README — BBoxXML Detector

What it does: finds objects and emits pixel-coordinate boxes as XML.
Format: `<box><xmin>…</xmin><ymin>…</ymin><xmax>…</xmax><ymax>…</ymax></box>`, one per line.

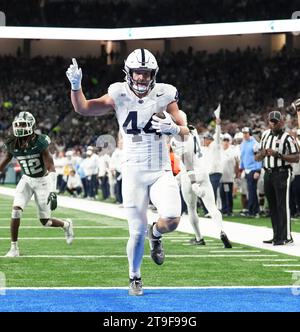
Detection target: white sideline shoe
<box><xmin>64</xmin><ymin>219</ymin><xmax>74</xmax><ymax>245</ymax></box>
<box><xmin>5</xmin><ymin>247</ymin><xmax>20</xmax><ymax>257</ymax></box>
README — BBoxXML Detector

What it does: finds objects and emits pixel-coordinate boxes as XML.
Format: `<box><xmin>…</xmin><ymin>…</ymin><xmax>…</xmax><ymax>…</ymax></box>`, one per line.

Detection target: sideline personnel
<box><xmin>255</xmin><ymin>111</ymin><xmax>299</xmax><ymax>245</ymax></box>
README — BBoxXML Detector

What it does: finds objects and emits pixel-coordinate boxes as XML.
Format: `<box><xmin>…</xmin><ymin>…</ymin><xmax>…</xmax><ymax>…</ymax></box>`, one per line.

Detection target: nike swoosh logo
<box><xmin>156</xmin><ymin>93</ymin><xmax>164</xmax><ymax>97</ymax></box>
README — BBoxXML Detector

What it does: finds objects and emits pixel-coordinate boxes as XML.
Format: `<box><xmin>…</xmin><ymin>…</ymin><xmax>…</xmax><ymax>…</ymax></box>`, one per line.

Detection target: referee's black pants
<box><xmin>264</xmin><ymin>168</ymin><xmax>292</xmax><ymax>242</ymax></box>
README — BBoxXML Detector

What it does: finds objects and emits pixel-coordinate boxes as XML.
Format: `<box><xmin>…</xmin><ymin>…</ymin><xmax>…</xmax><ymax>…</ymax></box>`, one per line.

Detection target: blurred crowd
<box><xmin>1</xmin><ymin>47</ymin><xmax>300</xmax><ymax>151</ymax></box>
<box><xmin>0</xmin><ymin>0</ymin><xmax>299</xmax><ymax>28</ymax></box>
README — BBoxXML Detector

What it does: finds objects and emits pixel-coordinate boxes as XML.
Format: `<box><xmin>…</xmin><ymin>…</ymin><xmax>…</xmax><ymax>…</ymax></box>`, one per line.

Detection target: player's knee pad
<box><xmin>165</xmin><ymin>217</ymin><xmax>180</xmax><ymax>232</ymax></box>
<box><xmin>41</xmin><ymin>219</ymin><xmax>52</xmax><ymax>227</ymax></box>
<box><xmin>11</xmin><ymin>208</ymin><xmax>22</xmax><ymax>219</ymax></box>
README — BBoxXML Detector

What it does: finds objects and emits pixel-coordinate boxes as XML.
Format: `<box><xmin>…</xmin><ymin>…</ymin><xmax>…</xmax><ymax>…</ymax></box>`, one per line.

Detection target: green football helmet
<box><xmin>12</xmin><ymin>111</ymin><xmax>36</xmax><ymax>137</ymax></box>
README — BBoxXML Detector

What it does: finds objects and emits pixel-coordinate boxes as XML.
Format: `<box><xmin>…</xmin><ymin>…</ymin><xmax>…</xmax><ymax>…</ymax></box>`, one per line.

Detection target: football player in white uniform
<box><xmin>171</xmin><ymin>111</ymin><xmax>232</xmax><ymax>248</ymax></box>
<box><xmin>66</xmin><ymin>49</ymin><xmax>189</xmax><ymax>296</ymax></box>
<box><xmin>0</xmin><ymin>112</ymin><xmax>74</xmax><ymax>258</ymax></box>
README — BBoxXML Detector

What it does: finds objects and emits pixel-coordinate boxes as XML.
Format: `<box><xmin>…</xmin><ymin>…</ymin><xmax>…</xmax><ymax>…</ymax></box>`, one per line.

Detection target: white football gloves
<box><xmin>151</xmin><ymin>111</ymin><xmax>180</xmax><ymax>136</ymax></box>
<box><xmin>66</xmin><ymin>58</ymin><xmax>82</xmax><ymax>91</ymax></box>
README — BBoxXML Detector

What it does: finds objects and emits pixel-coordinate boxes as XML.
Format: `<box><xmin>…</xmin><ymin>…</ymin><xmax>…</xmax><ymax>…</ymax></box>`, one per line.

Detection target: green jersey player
<box><xmin>0</xmin><ymin>112</ymin><xmax>74</xmax><ymax>257</ymax></box>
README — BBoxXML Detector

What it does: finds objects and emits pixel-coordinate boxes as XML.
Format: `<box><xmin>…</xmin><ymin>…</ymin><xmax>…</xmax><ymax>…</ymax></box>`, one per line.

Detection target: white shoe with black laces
<box><xmin>129</xmin><ymin>277</ymin><xmax>143</xmax><ymax>296</ymax></box>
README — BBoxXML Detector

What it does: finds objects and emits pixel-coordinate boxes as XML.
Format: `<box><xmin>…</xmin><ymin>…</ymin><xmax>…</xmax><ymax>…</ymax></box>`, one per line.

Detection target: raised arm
<box><xmin>71</xmin><ymin>91</ymin><xmax>115</xmax><ymax>117</ymax></box>
<box><xmin>66</xmin><ymin>58</ymin><xmax>115</xmax><ymax>117</ymax></box>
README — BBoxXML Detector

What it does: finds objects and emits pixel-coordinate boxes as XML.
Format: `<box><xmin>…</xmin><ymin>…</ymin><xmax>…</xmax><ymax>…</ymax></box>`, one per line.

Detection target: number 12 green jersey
<box><xmin>4</xmin><ymin>134</ymin><xmax>50</xmax><ymax>178</ymax></box>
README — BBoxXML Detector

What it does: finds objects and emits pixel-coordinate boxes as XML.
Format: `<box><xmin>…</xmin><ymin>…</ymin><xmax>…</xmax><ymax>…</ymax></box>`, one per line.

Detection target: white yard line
<box><xmin>210</xmin><ymin>250</ymin><xmax>261</xmax><ymax>253</ymax></box>
<box><xmin>0</xmin><ymin>236</ymin><xmax>195</xmax><ymax>240</ymax></box>
<box><xmin>243</xmin><ymin>259</ymin><xmax>298</xmax><ymax>262</ymax></box>
<box><xmin>263</xmin><ymin>264</ymin><xmax>300</xmax><ymax>267</ymax></box>
<box><xmin>0</xmin><ymin>226</ymin><xmax>126</xmax><ymax>229</ymax></box>
<box><xmin>1</xmin><ymin>187</ymin><xmax>300</xmax><ymax>257</ymax></box>
<box><xmin>195</xmin><ymin>246</ymin><xmax>226</xmax><ymax>249</ymax></box>
<box><xmin>0</xmin><ymin>254</ymin><xmax>279</xmax><ymax>259</ymax></box>
<box><xmin>284</xmin><ymin>270</ymin><xmax>300</xmax><ymax>273</ymax></box>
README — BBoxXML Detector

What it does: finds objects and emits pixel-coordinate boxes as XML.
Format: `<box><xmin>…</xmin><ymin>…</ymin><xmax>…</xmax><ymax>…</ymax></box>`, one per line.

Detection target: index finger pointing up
<box><xmin>72</xmin><ymin>58</ymin><xmax>78</xmax><ymax>67</ymax></box>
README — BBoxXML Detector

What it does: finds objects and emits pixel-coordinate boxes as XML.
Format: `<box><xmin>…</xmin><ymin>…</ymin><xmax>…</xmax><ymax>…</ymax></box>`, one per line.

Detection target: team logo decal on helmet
<box><xmin>12</xmin><ymin>111</ymin><xmax>36</xmax><ymax>137</ymax></box>
<box><xmin>124</xmin><ymin>48</ymin><xmax>159</xmax><ymax>95</ymax></box>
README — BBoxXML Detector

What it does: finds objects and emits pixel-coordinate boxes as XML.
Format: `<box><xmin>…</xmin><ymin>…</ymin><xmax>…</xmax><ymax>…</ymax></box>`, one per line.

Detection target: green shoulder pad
<box><xmin>36</xmin><ymin>134</ymin><xmax>51</xmax><ymax>152</ymax></box>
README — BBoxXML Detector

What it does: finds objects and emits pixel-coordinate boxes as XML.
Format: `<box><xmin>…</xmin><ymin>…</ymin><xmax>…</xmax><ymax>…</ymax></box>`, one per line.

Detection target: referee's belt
<box><xmin>264</xmin><ymin>166</ymin><xmax>291</xmax><ymax>173</ymax></box>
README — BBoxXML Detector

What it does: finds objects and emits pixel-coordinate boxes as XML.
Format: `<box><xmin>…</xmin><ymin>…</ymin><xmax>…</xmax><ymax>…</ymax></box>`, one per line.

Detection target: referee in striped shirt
<box><xmin>255</xmin><ymin>110</ymin><xmax>299</xmax><ymax>245</ymax></box>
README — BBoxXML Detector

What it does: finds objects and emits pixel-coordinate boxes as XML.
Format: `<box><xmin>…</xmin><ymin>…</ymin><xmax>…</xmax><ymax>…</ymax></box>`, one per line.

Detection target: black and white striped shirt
<box><xmin>259</xmin><ymin>129</ymin><xmax>299</xmax><ymax>168</ymax></box>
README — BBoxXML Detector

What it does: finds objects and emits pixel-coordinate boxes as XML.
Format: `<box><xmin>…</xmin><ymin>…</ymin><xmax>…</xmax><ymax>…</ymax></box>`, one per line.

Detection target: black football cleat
<box><xmin>148</xmin><ymin>223</ymin><xmax>165</xmax><ymax>265</ymax></box>
<box><xmin>189</xmin><ymin>238</ymin><xmax>206</xmax><ymax>245</ymax></box>
<box><xmin>220</xmin><ymin>231</ymin><xmax>232</xmax><ymax>248</ymax></box>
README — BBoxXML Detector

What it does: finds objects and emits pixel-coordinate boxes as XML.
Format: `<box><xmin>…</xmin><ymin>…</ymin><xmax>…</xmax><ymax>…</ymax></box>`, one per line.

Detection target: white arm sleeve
<box><xmin>48</xmin><ymin>172</ymin><xmax>57</xmax><ymax>193</ymax></box>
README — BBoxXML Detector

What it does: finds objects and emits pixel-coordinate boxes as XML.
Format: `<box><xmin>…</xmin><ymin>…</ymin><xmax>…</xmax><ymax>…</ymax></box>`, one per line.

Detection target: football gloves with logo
<box><xmin>151</xmin><ymin>111</ymin><xmax>180</xmax><ymax>136</ymax></box>
<box><xmin>66</xmin><ymin>58</ymin><xmax>82</xmax><ymax>91</ymax></box>
<box><xmin>47</xmin><ymin>192</ymin><xmax>57</xmax><ymax>211</ymax></box>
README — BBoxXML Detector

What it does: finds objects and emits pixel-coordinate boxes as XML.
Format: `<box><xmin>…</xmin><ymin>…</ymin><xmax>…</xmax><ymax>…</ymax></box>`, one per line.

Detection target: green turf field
<box><xmin>0</xmin><ymin>193</ymin><xmax>300</xmax><ymax>288</ymax></box>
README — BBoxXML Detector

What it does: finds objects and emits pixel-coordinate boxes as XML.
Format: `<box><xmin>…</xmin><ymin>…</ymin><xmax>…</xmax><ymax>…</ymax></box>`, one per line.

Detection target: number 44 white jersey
<box><xmin>108</xmin><ymin>82</ymin><xmax>178</xmax><ymax>171</ymax></box>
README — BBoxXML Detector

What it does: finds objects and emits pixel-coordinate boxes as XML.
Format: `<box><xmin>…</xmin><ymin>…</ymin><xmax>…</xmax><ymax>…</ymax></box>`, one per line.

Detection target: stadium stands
<box><xmin>0</xmin><ymin>0</ymin><xmax>299</xmax><ymax>28</ymax></box>
<box><xmin>1</xmin><ymin>47</ymin><xmax>300</xmax><ymax>150</ymax></box>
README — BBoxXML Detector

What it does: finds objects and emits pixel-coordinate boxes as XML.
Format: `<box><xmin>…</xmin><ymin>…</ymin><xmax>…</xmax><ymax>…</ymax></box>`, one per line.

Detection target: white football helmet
<box><xmin>124</xmin><ymin>48</ymin><xmax>159</xmax><ymax>95</ymax></box>
<box><xmin>12</xmin><ymin>111</ymin><xmax>36</xmax><ymax>137</ymax></box>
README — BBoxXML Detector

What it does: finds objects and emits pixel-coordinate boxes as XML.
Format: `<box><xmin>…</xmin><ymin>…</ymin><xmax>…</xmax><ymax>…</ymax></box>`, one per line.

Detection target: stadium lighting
<box><xmin>0</xmin><ymin>19</ymin><xmax>300</xmax><ymax>40</ymax></box>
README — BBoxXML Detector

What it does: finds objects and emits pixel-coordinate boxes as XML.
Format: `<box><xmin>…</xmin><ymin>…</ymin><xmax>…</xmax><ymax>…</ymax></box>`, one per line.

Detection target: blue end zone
<box><xmin>0</xmin><ymin>288</ymin><xmax>299</xmax><ymax>312</ymax></box>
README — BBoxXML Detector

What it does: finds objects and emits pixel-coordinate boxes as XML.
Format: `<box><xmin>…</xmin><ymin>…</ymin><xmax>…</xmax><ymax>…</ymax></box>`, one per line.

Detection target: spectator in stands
<box><xmin>66</xmin><ymin>169</ymin><xmax>83</xmax><ymax>197</ymax></box>
<box><xmin>239</xmin><ymin>127</ymin><xmax>262</xmax><ymax>217</ymax></box>
<box><xmin>220</xmin><ymin>133</ymin><xmax>239</xmax><ymax>216</ymax></box>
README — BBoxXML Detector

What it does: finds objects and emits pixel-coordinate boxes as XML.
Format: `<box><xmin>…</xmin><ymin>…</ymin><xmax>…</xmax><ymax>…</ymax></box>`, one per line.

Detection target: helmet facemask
<box><xmin>12</xmin><ymin>112</ymin><xmax>36</xmax><ymax>137</ymax></box>
<box><xmin>124</xmin><ymin>49</ymin><xmax>159</xmax><ymax>96</ymax></box>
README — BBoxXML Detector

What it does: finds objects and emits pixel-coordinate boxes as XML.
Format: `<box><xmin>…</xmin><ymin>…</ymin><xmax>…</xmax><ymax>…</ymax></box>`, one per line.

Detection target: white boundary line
<box><xmin>4</xmin><ymin>286</ymin><xmax>296</xmax><ymax>290</ymax></box>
